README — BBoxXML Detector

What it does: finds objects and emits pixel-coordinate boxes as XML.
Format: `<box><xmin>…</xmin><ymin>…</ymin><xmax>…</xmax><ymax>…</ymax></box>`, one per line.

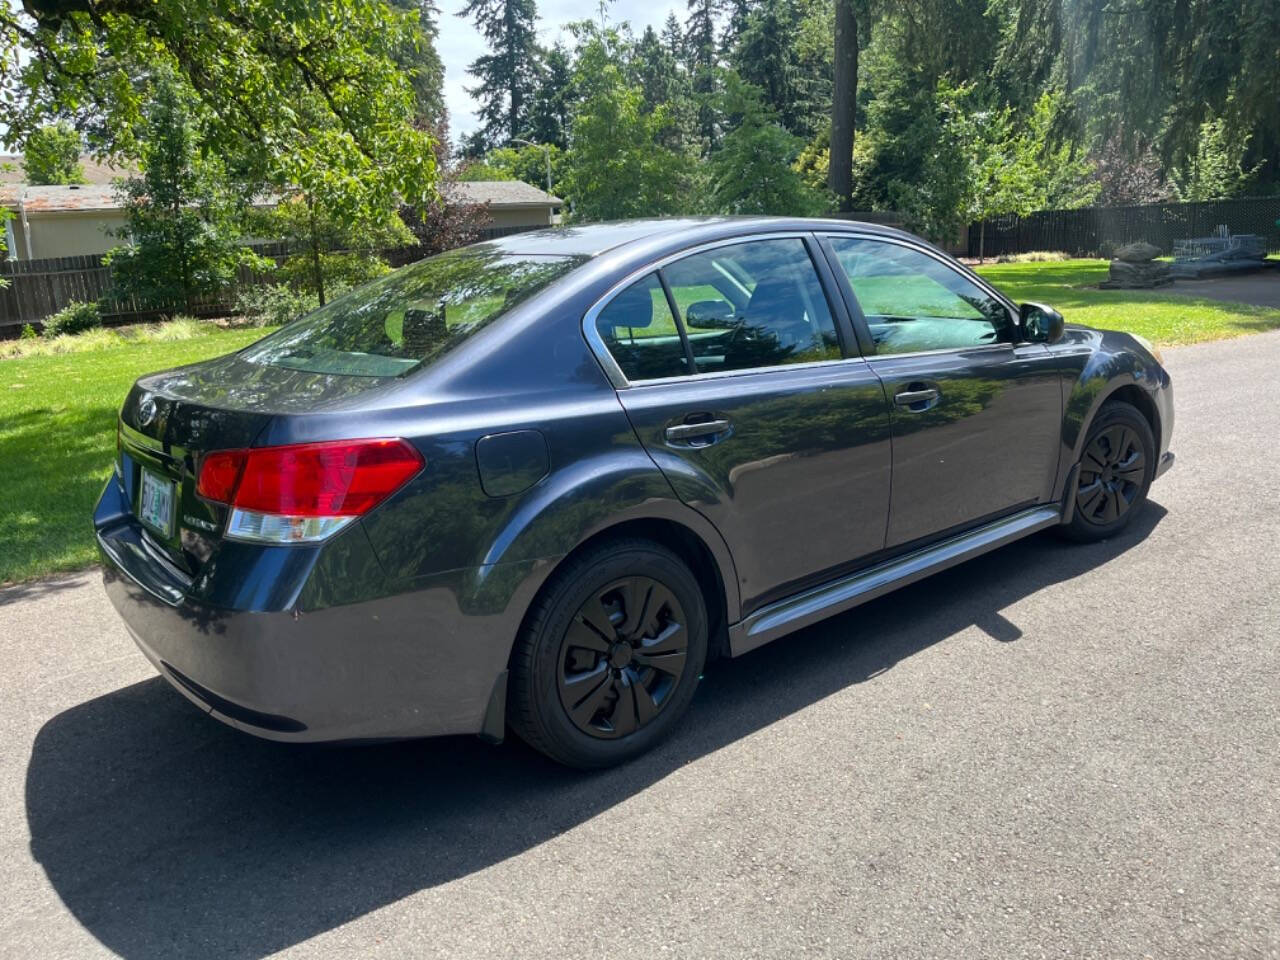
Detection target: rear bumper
<box><xmin>95</xmin><ymin>476</ymin><xmax>540</xmax><ymax>743</ymax></box>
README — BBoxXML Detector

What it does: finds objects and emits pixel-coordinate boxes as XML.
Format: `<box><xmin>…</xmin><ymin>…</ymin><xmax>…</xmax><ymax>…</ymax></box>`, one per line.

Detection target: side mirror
<box><xmin>1018</xmin><ymin>302</ymin><xmax>1064</xmax><ymax>344</ymax></box>
<box><xmin>685</xmin><ymin>299</ymin><xmax>736</xmax><ymax>328</ymax></box>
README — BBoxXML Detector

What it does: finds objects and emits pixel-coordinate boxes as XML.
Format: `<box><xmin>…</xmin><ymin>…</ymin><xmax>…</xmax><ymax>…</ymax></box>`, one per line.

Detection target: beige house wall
<box><xmin>12</xmin><ymin>212</ymin><xmax>126</xmax><ymax>260</ymax></box>
<box><xmin>486</xmin><ymin>206</ymin><xmax>555</xmax><ymax>228</ymax></box>
<box><xmin>5</xmin><ymin>203</ymin><xmax>558</xmax><ymax>262</ymax></box>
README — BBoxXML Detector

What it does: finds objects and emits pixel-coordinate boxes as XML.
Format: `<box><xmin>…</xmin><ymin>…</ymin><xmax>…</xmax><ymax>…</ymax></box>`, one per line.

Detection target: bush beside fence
<box><xmin>969</xmin><ymin>196</ymin><xmax>1280</xmax><ymax>260</ymax></box>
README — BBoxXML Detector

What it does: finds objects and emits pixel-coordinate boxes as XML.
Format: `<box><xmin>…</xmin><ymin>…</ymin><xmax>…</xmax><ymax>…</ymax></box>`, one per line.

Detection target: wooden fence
<box><xmin>0</xmin><ymin>226</ymin><xmax>539</xmax><ymax>334</ymax></box>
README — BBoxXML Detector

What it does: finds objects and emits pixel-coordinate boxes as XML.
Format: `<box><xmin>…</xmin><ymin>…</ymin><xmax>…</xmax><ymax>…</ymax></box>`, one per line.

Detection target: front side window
<box><xmin>664</xmin><ymin>238</ymin><xmax>841</xmax><ymax>374</ymax></box>
<box><xmin>241</xmin><ymin>249</ymin><xmax>584</xmax><ymax>377</ymax></box>
<box><xmin>826</xmin><ymin>236</ymin><xmax>1012</xmax><ymax>355</ymax></box>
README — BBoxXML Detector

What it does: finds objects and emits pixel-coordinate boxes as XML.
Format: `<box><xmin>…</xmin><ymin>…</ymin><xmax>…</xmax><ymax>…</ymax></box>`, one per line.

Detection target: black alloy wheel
<box><xmin>557</xmin><ymin>577</ymin><xmax>688</xmax><ymax>739</ymax></box>
<box><xmin>1075</xmin><ymin>423</ymin><xmax>1146</xmax><ymax>525</ymax></box>
<box><xmin>508</xmin><ymin>538</ymin><xmax>708</xmax><ymax>768</ymax></box>
<box><xmin>1059</xmin><ymin>400</ymin><xmax>1155</xmax><ymax>543</ymax></box>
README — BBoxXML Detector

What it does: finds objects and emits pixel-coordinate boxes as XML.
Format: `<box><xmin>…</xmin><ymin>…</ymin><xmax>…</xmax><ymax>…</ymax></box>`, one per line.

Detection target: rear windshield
<box><xmin>240</xmin><ymin>249</ymin><xmax>584</xmax><ymax>377</ymax></box>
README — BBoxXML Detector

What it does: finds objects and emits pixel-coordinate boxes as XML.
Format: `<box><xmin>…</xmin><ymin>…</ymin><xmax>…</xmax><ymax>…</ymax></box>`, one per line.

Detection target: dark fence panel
<box><xmin>0</xmin><ymin>225</ymin><xmax>543</xmax><ymax>333</ymax></box>
<box><xmin>969</xmin><ymin>196</ymin><xmax>1280</xmax><ymax>259</ymax></box>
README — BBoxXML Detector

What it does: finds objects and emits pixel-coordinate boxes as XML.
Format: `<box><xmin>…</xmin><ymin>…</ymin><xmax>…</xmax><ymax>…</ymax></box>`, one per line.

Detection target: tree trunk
<box><xmin>978</xmin><ymin>219</ymin><xmax>985</xmax><ymax>264</ymax></box>
<box><xmin>828</xmin><ymin>0</ymin><xmax>858</xmax><ymax>212</ymax></box>
<box><xmin>308</xmin><ymin>199</ymin><xmax>325</xmax><ymax>306</ymax></box>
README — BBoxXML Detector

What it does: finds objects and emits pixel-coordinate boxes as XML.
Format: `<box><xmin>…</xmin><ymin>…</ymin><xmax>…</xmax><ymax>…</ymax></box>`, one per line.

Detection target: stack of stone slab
<box><xmin>1170</xmin><ymin>232</ymin><xmax>1268</xmax><ymax>278</ymax></box>
<box><xmin>1100</xmin><ymin>241</ymin><xmax>1171</xmax><ymax>289</ymax></box>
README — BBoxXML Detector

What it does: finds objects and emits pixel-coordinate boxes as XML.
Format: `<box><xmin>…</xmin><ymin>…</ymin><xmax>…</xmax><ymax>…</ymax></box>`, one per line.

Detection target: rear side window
<box><xmin>592</xmin><ymin>237</ymin><xmax>842</xmax><ymax>383</ymax></box>
<box><xmin>594</xmin><ymin>274</ymin><xmax>690</xmax><ymax>381</ymax></box>
<box><xmin>241</xmin><ymin>249</ymin><xmax>584</xmax><ymax>377</ymax></box>
<box><xmin>664</xmin><ymin>238</ymin><xmax>840</xmax><ymax>374</ymax></box>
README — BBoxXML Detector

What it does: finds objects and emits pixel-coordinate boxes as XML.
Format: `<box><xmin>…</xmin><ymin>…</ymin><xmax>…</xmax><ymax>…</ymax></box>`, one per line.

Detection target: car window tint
<box><xmin>826</xmin><ymin>236</ymin><xmax>1011</xmax><ymax>355</ymax></box>
<box><xmin>662</xmin><ymin>238</ymin><xmax>840</xmax><ymax>374</ymax></box>
<box><xmin>594</xmin><ymin>273</ymin><xmax>690</xmax><ymax>381</ymax></box>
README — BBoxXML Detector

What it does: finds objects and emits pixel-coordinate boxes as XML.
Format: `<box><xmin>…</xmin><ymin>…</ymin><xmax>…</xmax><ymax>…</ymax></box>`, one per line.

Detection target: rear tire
<box><xmin>1058</xmin><ymin>400</ymin><xmax>1155</xmax><ymax>542</ymax></box>
<box><xmin>508</xmin><ymin>539</ymin><xmax>708</xmax><ymax>769</ymax></box>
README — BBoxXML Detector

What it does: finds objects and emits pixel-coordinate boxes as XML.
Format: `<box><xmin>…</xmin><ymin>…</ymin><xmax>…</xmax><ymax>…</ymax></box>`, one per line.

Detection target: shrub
<box><xmin>275</xmin><ymin>251</ymin><xmax>390</xmax><ymax>299</ymax></box>
<box><xmin>20</xmin><ymin>324</ymin><xmax>38</xmax><ymax>340</ymax></box>
<box><xmin>42</xmin><ymin>301</ymin><xmax>102</xmax><ymax>338</ymax></box>
<box><xmin>234</xmin><ymin>284</ymin><xmax>319</xmax><ymax>328</ymax></box>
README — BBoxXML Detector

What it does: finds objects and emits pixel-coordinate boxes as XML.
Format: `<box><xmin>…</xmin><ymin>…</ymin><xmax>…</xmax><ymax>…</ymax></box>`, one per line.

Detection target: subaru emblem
<box><xmin>137</xmin><ymin>396</ymin><xmax>158</xmax><ymax>428</ymax></box>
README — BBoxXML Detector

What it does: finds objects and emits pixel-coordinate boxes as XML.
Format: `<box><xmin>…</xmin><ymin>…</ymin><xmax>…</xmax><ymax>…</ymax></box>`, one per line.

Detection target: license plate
<box><xmin>139</xmin><ymin>468</ymin><xmax>175</xmax><ymax>536</ymax></box>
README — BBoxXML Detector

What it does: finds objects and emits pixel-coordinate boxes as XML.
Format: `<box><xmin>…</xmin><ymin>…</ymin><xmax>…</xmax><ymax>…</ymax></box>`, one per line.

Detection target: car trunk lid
<box><xmin>116</xmin><ymin>353</ymin><xmax>400</xmax><ymax>574</ymax></box>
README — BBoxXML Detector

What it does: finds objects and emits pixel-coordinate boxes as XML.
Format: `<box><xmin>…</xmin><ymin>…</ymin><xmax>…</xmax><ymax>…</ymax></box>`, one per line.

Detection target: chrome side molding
<box><xmin>728</xmin><ymin>505</ymin><xmax>1062</xmax><ymax>657</ymax></box>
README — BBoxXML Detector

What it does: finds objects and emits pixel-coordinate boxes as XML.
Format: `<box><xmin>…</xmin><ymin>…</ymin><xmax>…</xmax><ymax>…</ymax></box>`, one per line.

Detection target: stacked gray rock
<box><xmin>1101</xmin><ymin>241</ymin><xmax>1171</xmax><ymax>288</ymax></box>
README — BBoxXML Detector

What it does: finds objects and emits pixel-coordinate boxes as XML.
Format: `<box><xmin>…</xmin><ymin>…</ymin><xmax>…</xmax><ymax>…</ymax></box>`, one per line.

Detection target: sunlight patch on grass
<box><xmin>0</xmin><ymin>316</ymin><xmax>227</xmax><ymax>360</ymax></box>
<box><xmin>975</xmin><ymin>259</ymin><xmax>1280</xmax><ymax>346</ymax></box>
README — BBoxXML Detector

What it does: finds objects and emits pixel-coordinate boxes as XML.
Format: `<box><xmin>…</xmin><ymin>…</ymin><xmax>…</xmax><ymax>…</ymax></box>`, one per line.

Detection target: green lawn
<box><xmin>0</xmin><ymin>326</ymin><xmax>272</xmax><ymax>584</ymax></box>
<box><xmin>974</xmin><ymin>259</ymin><xmax>1280</xmax><ymax>345</ymax></box>
<box><xmin>3</xmin><ymin>257</ymin><xmax>1279</xmax><ymax>584</ymax></box>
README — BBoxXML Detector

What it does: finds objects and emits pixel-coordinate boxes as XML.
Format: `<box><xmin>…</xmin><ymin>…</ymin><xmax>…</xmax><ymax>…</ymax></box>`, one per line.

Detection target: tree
<box><xmin>994</xmin><ymin>0</ymin><xmax>1280</xmax><ymax>192</ymax></box>
<box><xmin>1170</xmin><ymin>117</ymin><xmax>1262</xmax><ymax>202</ymax></box>
<box><xmin>709</xmin><ymin>74</ymin><xmax>824</xmax><ymax>215</ymax></box>
<box><xmin>104</xmin><ymin>72</ymin><xmax>264</xmax><ymax>314</ymax></box>
<box><xmin>23</xmin><ymin>122</ymin><xmax>86</xmax><ymax>185</ymax></box>
<box><xmin>684</xmin><ymin>0</ymin><xmax>723</xmax><ymax>148</ymax></box>
<box><xmin>263</xmin><ymin>194</ymin><xmax>405</xmax><ymax>305</ymax></box>
<box><xmin>828</xmin><ymin>0</ymin><xmax>858</xmax><ymax>210</ymax></box>
<box><xmin>731</xmin><ymin>0</ymin><xmax>802</xmax><ymax>135</ymax></box>
<box><xmin>388</xmin><ymin>0</ymin><xmax>447</xmax><ymax>125</ymax></box>
<box><xmin>528</xmin><ymin>43</ymin><xmax>574</xmax><ymax>150</ymax></box>
<box><xmin>634</xmin><ymin>25</ymin><xmax>699</xmax><ymax>154</ymax></box>
<box><xmin>460</xmin><ymin>0</ymin><xmax>541</xmax><ymax>150</ymax></box>
<box><xmin>1</xmin><ymin>0</ymin><xmax>440</xmax><ymax>211</ymax></box>
<box><xmin>561</xmin><ymin>24</ymin><xmax>697</xmax><ymax>220</ymax></box>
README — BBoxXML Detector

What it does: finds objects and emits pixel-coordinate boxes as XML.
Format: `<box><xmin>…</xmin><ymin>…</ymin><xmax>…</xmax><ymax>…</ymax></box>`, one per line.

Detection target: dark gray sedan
<box><xmin>95</xmin><ymin>217</ymin><xmax>1174</xmax><ymax>767</ymax></box>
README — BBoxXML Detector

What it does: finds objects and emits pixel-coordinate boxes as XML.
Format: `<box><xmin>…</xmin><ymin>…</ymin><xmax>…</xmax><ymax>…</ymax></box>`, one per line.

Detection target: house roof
<box><xmin>2</xmin><ymin>179</ymin><xmax>561</xmax><ymax>216</ymax></box>
<box><xmin>444</xmin><ymin>180</ymin><xmax>562</xmax><ymax>208</ymax></box>
<box><xmin>4</xmin><ymin>184</ymin><xmax>120</xmax><ymax>213</ymax></box>
<box><xmin>0</xmin><ymin>153</ymin><xmax>133</xmax><ymax>185</ymax></box>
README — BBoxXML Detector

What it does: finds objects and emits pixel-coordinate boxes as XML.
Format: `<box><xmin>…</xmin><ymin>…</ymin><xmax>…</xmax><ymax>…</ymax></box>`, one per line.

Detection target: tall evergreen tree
<box><xmin>635</xmin><ymin>25</ymin><xmax>699</xmax><ymax>154</ymax></box>
<box><xmin>661</xmin><ymin>11</ymin><xmax>685</xmax><ymax>61</ymax></box>
<box><xmin>461</xmin><ymin>0</ymin><xmax>542</xmax><ymax>149</ymax></box>
<box><xmin>732</xmin><ymin>0</ymin><xmax>801</xmax><ymax>134</ymax></box>
<box><xmin>710</xmin><ymin>73</ymin><xmax>822</xmax><ymax>214</ymax></box>
<box><xmin>684</xmin><ymin>0</ymin><xmax>723</xmax><ymax>148</ymax></box>
<box><xmin>528</xmin><ymin>43</ymin><xmax>574</xmax><ymax>150</ymax></box>
<box><xmin>720</xmin><ymin>0</ymin><xmax>755</xmax><ymax>53</ymax></box>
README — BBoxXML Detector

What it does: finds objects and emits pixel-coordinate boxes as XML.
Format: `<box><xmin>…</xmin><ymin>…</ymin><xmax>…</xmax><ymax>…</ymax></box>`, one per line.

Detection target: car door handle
<box><xmin>894</xmin><ymin>387</ymin><xmax>941</xmax><ymax>409</ymax></box>
<box><xmin>665</xmin><ymin>418</ymin><xmax>732</xmax><ymax>442</ymax></box>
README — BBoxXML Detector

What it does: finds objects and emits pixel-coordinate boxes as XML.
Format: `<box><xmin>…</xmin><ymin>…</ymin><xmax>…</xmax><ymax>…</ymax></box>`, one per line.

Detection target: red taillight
<box><xmin>196</xmin><ymin>439</ymin><xmax>423</xmax><ymax>516</ymax></box>
<box><xmin>197</xmin><ymin>450</ymin><xmax>249</xmax><ymax>503</ymax></box>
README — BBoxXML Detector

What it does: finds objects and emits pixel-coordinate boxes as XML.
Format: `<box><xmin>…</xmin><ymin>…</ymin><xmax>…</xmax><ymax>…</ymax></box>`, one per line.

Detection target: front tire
<box><xmin>1059</xmin><ymin>400</ymin><xmax>1155</xmax><ymax>542</ymax></box>
<box><xmin>508</xmin><ymin>539</ymin><xmax>708</xmax><ymax>769</ymax></box>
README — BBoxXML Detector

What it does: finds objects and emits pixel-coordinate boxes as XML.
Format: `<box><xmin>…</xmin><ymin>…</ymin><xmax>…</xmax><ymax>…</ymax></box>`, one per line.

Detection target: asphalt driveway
<box><xmin>1164</xmin><ymin>269</ymin><xmax>1280</xmax><ymax>308</ymax></box>
<box><xmin>1</xmin><ymin>332</ymin><xmax>1277</xmax><ymax>960</ymax></box>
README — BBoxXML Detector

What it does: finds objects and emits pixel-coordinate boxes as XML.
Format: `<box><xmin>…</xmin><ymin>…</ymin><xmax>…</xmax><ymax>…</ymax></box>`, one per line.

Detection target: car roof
<box><xmin>484</xmin><ymin>216</ymin><xmax>918</xmax><ymax>259</ymax></box>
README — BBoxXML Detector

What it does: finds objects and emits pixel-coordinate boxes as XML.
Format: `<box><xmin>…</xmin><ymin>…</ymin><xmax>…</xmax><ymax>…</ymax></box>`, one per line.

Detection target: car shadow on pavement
<box><xmin>25</xmin><ymin>504</ymin><xmax>1166</xmax><ymax>960</ymax></box>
